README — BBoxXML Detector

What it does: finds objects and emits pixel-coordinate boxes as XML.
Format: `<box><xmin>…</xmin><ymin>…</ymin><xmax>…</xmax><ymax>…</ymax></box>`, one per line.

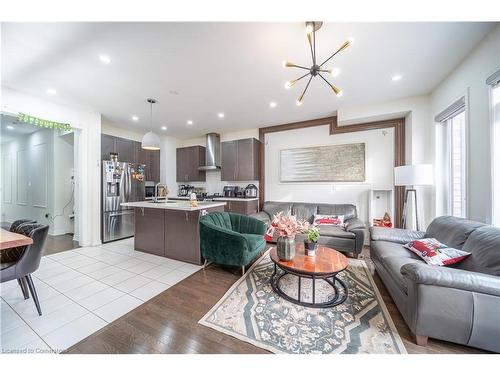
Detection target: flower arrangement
<box><xmin>265</xmin><ymin>211</ymin><xmax>309</xmax><ymax>241</ymax></box>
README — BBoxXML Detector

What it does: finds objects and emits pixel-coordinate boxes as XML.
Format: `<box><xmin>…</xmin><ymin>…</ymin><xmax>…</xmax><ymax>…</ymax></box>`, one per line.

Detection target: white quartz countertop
<box><xmin>213</xmin><ymin>197</ymin><xmax>259</xmax><ymax>202</ymax></box>
<box><xmin>121</xmin><ymin>201</ymin><xmax>226</xmax><ymax>211</ymax></box>
<box><xmin>169</xmin><ymin>196</ymin><xmax>258</xmax><ymax>202</ymax></box>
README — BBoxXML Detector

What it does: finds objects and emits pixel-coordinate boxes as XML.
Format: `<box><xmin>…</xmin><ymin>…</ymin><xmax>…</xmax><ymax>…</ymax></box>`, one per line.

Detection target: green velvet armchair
<box><xmin>199</xmin><ymin>212</ymin><xmax>267</xmax><ymax>274</ymax></box>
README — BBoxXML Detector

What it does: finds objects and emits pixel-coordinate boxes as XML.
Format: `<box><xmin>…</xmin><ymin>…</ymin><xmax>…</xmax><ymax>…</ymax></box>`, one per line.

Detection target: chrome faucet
<box><xmin>153</xmin><ymin>183</ymin><xmax>168</xmax><ymax>202</ymax></box>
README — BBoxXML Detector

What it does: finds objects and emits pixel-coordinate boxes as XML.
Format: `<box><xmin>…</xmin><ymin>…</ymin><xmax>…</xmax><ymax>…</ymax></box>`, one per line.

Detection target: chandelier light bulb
<box><xmin>284</xmin><ymin>81</ymin><xmax>293</xmax><ymax>89</ymax></box>
<box><xmin>336</xmin><ymin>90</ymin><xmax>343</xmax><ymax>97</ymax></box>
<box><xmin>330</xmin><ymin>68</ymin><xmax>340</xmax><ymax>77</ymax></box>
<box><xmin>296</xmin><ymin>99</ymin><xmax>303</xmax><ymax>106</ymax></box>
<box><xmin>305</xmin><ymin>22</ymin><xmax>314</xmax><ymax>34</ymax></box>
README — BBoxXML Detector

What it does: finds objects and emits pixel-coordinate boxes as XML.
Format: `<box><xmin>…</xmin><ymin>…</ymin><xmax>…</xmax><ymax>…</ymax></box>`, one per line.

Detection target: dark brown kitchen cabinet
<box><xmin>101</xmin><ymin>134</ymin><xmax>116</xmax><ymax>161</ymax></box>
<box><xmin>134</xmin><ymin>208</ymin><xmax>165</xmax><ymax>256</ymax></box>
<box><xmin>218</xmin><ymin>199</ymin><xmax>259</xmax><ymax>215</ymax></box>
<box><xmin>176</xmin><ymin>145</ymin><xmax>206</xmax><ymax>182</ymax></box>
<box><xmin>221</xmin><ymin>138</ymin><xmax>260</xmax><ymax>181</ymax></box>
<box><xmin>137</xmin><ymin>142</ymin><xmax>160</xmax><ymax>182</ymax></box>
<box><xmin>115</xmin><ymin>137</ymin><xmax>136</xmax><ymax>163</ymax></box>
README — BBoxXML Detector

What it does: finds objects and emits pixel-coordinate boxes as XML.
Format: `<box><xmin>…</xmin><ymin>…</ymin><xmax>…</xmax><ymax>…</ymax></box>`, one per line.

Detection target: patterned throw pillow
<box><xmin>313</xmin><ymin>214</ymin><xmax>344</xmax><ymax>227</ymax></box>
<box><xmin>404</xmin><ymin>238</ymin><xmax>471</xmax><ymax>266</ymax></box>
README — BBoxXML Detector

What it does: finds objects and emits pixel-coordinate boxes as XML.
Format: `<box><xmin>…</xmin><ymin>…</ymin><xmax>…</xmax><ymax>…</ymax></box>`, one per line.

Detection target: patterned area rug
<box><xmin>199</xmin><ymin>251</ymin><xmax>407</xmax><ymax>354</ymax></box>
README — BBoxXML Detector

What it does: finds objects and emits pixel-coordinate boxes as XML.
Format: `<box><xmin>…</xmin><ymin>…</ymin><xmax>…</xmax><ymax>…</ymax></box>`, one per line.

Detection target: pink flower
<box><xmin>269</xmin><ymin>211</ymin><xmax>310</xmax><ymax>238</ymax></box>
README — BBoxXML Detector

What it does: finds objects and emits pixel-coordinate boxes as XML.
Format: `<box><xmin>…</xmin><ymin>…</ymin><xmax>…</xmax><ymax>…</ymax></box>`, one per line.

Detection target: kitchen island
<box><xmin>121</xmin><ymin>200</ymin><xmax>226</xmax><ymax>265</ymax></box>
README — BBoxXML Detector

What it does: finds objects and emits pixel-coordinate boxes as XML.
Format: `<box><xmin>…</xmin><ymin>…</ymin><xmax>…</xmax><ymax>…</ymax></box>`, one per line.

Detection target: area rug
<box><xmin>199</xmin><ymin>250</ymin><xmax>407</xmax><ymax>354</ymax></box>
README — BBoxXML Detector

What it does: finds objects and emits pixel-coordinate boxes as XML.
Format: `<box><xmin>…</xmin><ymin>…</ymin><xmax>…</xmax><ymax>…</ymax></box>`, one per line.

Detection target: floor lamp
<box><xmin>394</xmin><ymin>164</ymin><xmax>434</xmax><ymax>231</ymax></box>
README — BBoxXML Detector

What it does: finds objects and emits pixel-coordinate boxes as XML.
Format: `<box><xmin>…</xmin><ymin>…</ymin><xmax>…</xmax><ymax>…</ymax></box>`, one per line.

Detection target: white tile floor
<box><xmin>0</xmin><ymin>237</ymin><xmax>202</xmax><ymax>354</ymax></box>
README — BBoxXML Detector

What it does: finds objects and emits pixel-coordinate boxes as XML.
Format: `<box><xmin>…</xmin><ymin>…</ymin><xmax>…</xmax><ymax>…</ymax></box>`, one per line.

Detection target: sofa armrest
<box><xmin>345</xmin><ymin>217</ymin><xmax>366</xmax><ymax>231</ymax></box>
<box><xmin>370</xmin><ymin>227</ymin><xmax>425</xmax><ymax>244</ymax></box>
<box><xmin>250</xmin><ymin>211</ymin><xmax>271</xmax><ymax>226</ymax></box>
<box><xmin>401</xmin><ymin>263</ymin><xmax>500</xmax><ymax>297</ymax></box>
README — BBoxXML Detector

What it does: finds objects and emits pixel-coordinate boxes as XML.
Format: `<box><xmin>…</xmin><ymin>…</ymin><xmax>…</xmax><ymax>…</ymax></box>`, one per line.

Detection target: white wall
<box><xmin>1</xmin><ymin>87</ymin><xmax>102</xmax><ymax>246</ymax></box>
<box><xmin>430</xmin><ymin>25</ymin><xmax>500</xmax><ymax>224</ymax></box>
<box><xmin>265</xmin><ymin>125</ymin><xmax>394</xmax><ymax>225</ymax></box>
<box><xmin>52</xmin><ymin>131</ymin><xmax>74</xmax><ymax>235</ymax></box>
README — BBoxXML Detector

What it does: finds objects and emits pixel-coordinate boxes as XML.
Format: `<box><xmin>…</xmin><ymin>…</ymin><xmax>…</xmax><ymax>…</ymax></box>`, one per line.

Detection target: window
<box><xmin>447</xmin><ymin>110</ymin><xmax>466</xmax><ymax>217</ymax></box>
<box><xmin>435</xmin><ymin>97</ymin><xmax>467</xmax><ymax>218</ymax></box>
<box><xmin>492</xmin><ymin>82</ymin><xmax>500</xmax><ymax>227</ymax></box>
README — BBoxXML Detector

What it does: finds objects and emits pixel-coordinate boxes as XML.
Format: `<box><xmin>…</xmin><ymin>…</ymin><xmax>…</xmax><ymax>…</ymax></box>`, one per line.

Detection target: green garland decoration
<box><xmin>17</xmin><ymin>113</ymin><xmax>72</xmax><ymax>131</ymax></box>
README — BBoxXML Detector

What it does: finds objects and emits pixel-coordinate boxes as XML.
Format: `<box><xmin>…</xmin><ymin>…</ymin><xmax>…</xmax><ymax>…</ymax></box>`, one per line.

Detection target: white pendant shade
<box><xmin>141</xmin><ymin>131</ymin><xmax>160</xmax><ymax>150</ymax></box>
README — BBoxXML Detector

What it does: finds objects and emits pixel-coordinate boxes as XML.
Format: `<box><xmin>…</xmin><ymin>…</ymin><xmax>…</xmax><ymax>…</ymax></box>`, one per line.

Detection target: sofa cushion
<box><xmin>382</xmin><ymin>256</ymin><xmax>424</xmax><ymax>294</ymax></box>
<box><xmin>262</xmin><ymin>202</ymin><xmax>293</xmax><ymax>217</ymax></box>
<box><xmin>370</xmin><ymin>240</ymin><xmax>420</xmax><ymax>262</ymax></box>
<box><xmin>317</xmin><ymin>225</ymin><xmax>355</xmax><ymax>239</ymax></box>
<box><xmin>459</xmin><ymin>225</ymin><xmax>500</xmax><ymax>276</ymax></box>
<box><xmin>313</xmin><ymin>214</ymin><xmax>344</xmax><ymax>226</ymax></box>
<box><xmin>404</xmin><ymin>238</ymin><xmax>471</xmax><ymax>266</ymax></box>
<box><xmin>291</xmin><ymin>203</ymin><xmax>318</xmax><ymax>223</ymax></box>
<box><xmin>425</xmin><ymin>216</ymin><xmax>485</xmax><ymax>249</ymax></box>
<box><xmin>317</xmin><ymin>204</ymin><xmax>357</xmax><ymax>220</ymax></box>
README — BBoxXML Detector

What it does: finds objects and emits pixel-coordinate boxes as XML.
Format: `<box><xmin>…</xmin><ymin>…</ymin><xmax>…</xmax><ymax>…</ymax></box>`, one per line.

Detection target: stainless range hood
<box><xmin>198</xmin><ymin>133</ymin><xmax>221</xmax><ymax>171</ymax></box>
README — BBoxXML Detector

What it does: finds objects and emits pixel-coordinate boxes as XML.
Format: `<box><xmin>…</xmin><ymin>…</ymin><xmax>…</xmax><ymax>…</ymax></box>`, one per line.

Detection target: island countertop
<box><xmin>121</xmin><ymin>200</ymin><xmax>226</xmax><ymax>211</ymax></box>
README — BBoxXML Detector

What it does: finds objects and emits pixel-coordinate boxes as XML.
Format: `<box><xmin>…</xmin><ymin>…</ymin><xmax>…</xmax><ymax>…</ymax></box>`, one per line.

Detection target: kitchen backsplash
<box><xmin>188</xmin><ymin>170</ymin><xmax>259</xmax><ymax>195</ymax></box>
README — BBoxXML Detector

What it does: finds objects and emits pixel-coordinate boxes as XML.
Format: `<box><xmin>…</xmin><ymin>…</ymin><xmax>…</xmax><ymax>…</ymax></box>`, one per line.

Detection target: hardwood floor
<box><xmin>43</xmin><ymin>234</ymin><xmax>80</xmax><ymax>256</ymax></box>
<box><xmin>65</xmin><ymin>246</ymin><xmax>487</xmax><ymax>354</ymax></box>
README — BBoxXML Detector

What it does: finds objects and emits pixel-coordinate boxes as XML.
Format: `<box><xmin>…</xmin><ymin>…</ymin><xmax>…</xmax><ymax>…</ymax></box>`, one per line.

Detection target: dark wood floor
<box><xmin>43</xmin><ymin>234</ymin><xmax>80</xmax><ymax>256</ymax></box>
<box><xmin>65</xmin><ymin>245</ymin><xmax>486</xmax><ymax>354</ymax></box>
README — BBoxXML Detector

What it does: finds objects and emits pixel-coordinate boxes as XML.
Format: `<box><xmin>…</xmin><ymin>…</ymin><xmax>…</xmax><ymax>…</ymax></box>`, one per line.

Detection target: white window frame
<box><xmin>445</xmin><ymin>109</ymin><xmax>467</xmax><ymax>218</ymax></box>
<box><xmin>491</xmin><ymin>82</ymin><xmax>500</xmax><ymax>227</ymax></box>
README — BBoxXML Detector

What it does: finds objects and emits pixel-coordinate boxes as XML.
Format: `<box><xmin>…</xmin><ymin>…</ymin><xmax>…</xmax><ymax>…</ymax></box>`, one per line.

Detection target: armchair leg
<box><xmin>415</xmin><ymin>335</ymin><xmax>428</xmax><ymax>346</ymax></box>
<box><xmin>241</xmin><ymin>266</ymin><xmax>245</xmax><ymax>275</ymax></box>
<box><xmin>25</xmin><ymin>274</ymin><xmax>42</xmax><ymax>316</ymax></box>
<box><xmin>18</xmin><ymin>278</ymin><xmax>29</xmax><ymax>300</ymax></box>
<box><xmin>203</xmin><ymin>259</ymin><xmax>212</xmax><ymax>270</ymax></box>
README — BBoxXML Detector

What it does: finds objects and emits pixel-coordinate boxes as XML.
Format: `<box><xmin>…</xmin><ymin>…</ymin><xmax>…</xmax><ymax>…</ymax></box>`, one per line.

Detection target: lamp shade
<box><xmin>141</xmin><ymin>131</ymin><xmax>160</xmax><ymax>150</ymax></box>
<box><xmin>394</xmin><ymin>164</ymin><xmax>434</xmax><ymax>186</ymax></box>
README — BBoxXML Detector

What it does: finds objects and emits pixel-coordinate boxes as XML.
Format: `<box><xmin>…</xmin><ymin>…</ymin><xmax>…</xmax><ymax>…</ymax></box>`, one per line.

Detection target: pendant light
<box><xmin>141</xmin><ymin>98</ymin><xmax>161</xmax><ymax>150</ymax></box>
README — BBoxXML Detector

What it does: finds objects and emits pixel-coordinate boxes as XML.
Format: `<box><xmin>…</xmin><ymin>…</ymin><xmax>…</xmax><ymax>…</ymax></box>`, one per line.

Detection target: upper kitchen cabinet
<box><xmin>221</xmin><ymin>138</ymin><xmax>261</xmax><ymax>181</ymax></box>
<box><xmin>136</xmin><ymin>142</ymin><xmax>161</xmax><ymax>182</ymax></box>
<box><xmin>115</xmin><ymin>137</ymin><xmax>136</xmax><ymax>163</ymax></box>
<box><xmin>101</xmin><ymin>134</ymin><xmax>116</xmax><ymax>161</ymax></box>
<box><xmin>101</xmin><ymin>134</ymin><xmax>161</xmax><ymax>182</ymax></box>
<box><xmin>176</xmin><ymin>145</ymin><xmax>206</xmax><ymax>182</ymax></box>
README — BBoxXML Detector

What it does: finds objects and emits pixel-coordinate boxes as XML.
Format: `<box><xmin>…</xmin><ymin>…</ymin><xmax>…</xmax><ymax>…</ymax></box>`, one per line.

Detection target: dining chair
<box><xmin>0</xmin><ymin>223</ymin><xmax>49</xmax><ymax>315</ymax></box>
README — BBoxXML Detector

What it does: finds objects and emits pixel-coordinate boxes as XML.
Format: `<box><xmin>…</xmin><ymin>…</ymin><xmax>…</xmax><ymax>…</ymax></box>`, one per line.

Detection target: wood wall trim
<box><xmin>258</xmin><ymin>115</ymin><xmax>406</xmax><ymax>228</ymax></box>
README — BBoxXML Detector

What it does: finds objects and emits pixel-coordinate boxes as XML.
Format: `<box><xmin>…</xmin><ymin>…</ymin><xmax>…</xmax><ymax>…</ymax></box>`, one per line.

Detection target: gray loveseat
<box><xmin>251</xmin><ymin>201</ymin><xmax>366</xmax><ymax>257</ymax></box>
<box><xmin>370</xmin><ymin>216</ymin><xmax>500</xmax><ymax>352</ymax></box>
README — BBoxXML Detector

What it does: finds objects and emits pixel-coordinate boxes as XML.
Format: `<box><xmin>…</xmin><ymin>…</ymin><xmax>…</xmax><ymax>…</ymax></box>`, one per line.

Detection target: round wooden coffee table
<box><xmin>270</xmin><ymin>242</ymin><xmax>349</xmax><ymax>308</ymax></box>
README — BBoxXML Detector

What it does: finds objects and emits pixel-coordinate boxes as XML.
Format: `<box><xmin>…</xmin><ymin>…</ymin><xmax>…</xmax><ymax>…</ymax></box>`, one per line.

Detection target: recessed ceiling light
<box><xmin>187</xmin><ymin>120</ymin><xmax>193</xmax><ymax>125</ymax></box>
<box><xmin>218</xmin><ymin>113</ymin><xmax>225</xmax><ymax>118</ymax></box>
<box><xmin>131</xmin><ymin>116</ymin><xmax>139</xmax><ymax>121</ymax></box>
<box><xmin>269</xmin><ymin>102</ymin><xmax>277</xmax><ymax>108</ymax></box>
<box><xmin>99</xmin><ymin>55</ymin><xmax>111</xmax><ymax>64</ymax></box>
<box><xmin>6</xmin><ymin>125</ymin><xmax>14</xmax><ymax>130</ymax></box>
<box><xmin>161</xmin><ymin>126</ymin><xmax>167</xmax><ymax>131</ymax></box>
<box><xmin>46</xmin><ymin>88</ymin><xmax>56</xmax><ymax>95</ymax></box>
<box><xmin>392</xmin><ymin>74</ymin><xmax>402</xmax><ymax>81</ymax></box>
<box><xmin>330</xmin><ymin>68</ymin><xmax>341</xmax><ymax>77</ymax></box>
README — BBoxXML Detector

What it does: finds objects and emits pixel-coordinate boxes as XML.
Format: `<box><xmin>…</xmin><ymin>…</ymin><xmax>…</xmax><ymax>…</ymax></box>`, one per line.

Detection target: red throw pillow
<box><xmin>404</xmin><ymin>238</ymin><xmax>471</xmax><ymax>266</ymax></box>
<box><xmin>313</xmin><ymin>214</ymin><xmax>344</xmax><ymax>226</ymax></box>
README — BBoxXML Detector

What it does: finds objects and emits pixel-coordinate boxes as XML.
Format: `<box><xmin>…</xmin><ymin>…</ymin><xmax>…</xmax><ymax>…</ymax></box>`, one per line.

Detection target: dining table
<box><xmin>0</xmin><ymin>228</ymin><xmax>33</xmax><ymax>251</ymax></box>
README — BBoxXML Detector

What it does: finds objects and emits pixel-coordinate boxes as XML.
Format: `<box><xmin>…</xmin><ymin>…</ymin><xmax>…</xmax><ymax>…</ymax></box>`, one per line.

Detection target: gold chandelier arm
<box><xmin>292</xmin><ymin>72</ymin><xmax>311</xmax><ymax>84</ymax></box>
<box><xmin>298</xmin><ymin>75</ymin><xmax>314</xmax><ymax>103</ymax></box>
<box><xmin>319</xmin><ymin>40</ymin><xmax>350</xmax><ymax>67</ymax></box>
<box><xmin>318</xmin><ymin>73</ymin><xmax>342</xmax><ymax>95</ymax></box>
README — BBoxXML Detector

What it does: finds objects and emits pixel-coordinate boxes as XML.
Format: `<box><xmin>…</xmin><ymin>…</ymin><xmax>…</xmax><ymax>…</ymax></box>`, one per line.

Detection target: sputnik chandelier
<box><xmin>283</xmin><ymin>21</ymin><xmax>351</xmax><ymax>106</ymax></box>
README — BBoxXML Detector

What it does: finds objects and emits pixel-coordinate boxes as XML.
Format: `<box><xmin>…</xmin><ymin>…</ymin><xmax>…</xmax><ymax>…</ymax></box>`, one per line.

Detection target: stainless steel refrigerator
<box><xmin>102</xmin><ymin>161</ymin><xmax>145</xmax><ymax>243</ymax></box>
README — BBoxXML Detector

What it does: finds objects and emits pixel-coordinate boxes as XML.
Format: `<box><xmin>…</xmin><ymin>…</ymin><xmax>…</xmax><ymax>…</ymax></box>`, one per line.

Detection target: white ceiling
<box><xmin>1</xmin><ymin>22</ymin><xmax>495</xmax><ymax>138</ymax></box>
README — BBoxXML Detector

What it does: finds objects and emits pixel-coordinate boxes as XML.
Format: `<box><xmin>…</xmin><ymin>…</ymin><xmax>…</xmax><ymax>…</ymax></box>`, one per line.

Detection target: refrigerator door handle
<box><xmin>108</xmin><ymin>210</ymin><xmax>134</xmax><ymax>217</ymax></box>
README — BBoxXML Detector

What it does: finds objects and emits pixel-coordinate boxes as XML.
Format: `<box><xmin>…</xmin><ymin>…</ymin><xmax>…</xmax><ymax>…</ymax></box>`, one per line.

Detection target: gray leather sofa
<box><xmin>370</xmin><ymin>216</ymin><xmax>500</xmax><ymax>352</ymax></box>
<box><xmin>251</xmin><ymin>201</ymin><xmax>366</xmax><ymax>256</ymax></box>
